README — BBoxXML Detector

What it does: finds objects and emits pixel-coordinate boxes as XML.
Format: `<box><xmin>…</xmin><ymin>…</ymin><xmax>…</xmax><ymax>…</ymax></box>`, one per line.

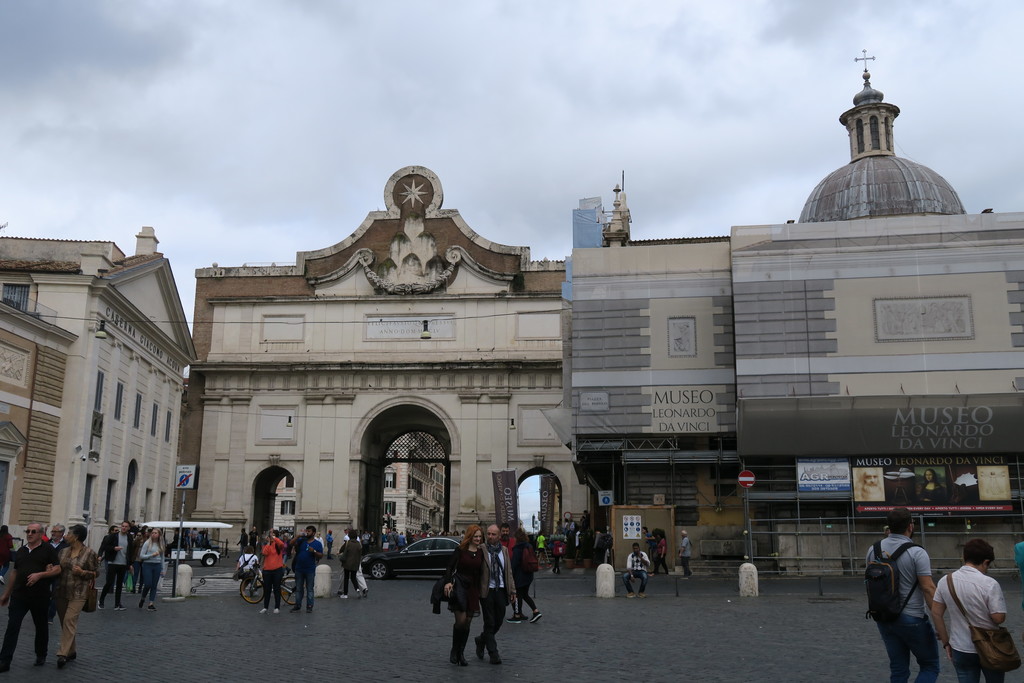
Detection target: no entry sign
<box><xmin>738</xmin><ymin>470</ymin><xmax>756</xmax><ymax>488</ymax></box>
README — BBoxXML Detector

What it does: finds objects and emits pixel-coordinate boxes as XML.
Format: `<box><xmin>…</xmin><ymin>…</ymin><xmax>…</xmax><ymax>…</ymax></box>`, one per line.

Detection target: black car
<box><xmin>361</xmin><ymin>537</ymin><xmax>459</xmax><ymax>579</ymax></box>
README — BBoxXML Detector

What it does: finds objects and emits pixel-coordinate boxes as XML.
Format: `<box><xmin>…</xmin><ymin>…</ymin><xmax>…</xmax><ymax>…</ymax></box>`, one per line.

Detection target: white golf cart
<box><xmin>142</xmin><ymin>520</ymin><xmax>233</xmax><ymax>567</ymax></box>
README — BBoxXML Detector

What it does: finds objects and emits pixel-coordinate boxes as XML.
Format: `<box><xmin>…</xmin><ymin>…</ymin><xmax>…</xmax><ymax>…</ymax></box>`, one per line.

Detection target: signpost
<box><xmin>738</xmin><ymin>469</ymin><xmax>754</xmax><ymax>560</ymax></box>
<box><xmin>170</xmin><ymin>465</ymin><xmax>198</xmax><ymax>599</ymax></box>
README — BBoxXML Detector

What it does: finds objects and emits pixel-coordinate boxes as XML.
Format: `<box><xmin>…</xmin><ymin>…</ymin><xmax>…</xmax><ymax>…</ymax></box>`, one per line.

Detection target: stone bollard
<box><xmin>738</xmin><ymin>562</ymin><xmax>759</xmax><ymax>597</ymax></box>
<box><xmin>596</xmin><ymin>563</ymin><xmax>615</xmax><ymax>598</ymax></box>
<box><xmin>175</xmin><ymin>563</ymin><xmax>193</xmax><ymax>598</ymax></box>
<box><xmin>314</xmin><ymin>563</ymin><xmax>333</xmax><ymax>598</ymax></box>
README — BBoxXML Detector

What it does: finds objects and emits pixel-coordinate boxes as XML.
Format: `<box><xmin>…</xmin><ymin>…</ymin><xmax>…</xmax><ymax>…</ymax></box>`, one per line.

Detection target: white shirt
<box><xmin>933</xmin><ymin>565</ymin><xmax>1007</xmax><ymax>653</ymax></box>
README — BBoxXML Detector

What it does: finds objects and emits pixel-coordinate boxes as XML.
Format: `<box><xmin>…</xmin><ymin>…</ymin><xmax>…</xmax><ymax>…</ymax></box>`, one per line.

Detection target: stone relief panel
<box><xmin>874</xmin><ymin>296</ymin><xmax>974</xmax><ymax>342</ymax></box>
<box><xmin>0</xmin><ymin>342</ymin><xmax>28</xmax><ymax>388</ymax></box>
<box><xmin>667</xmin><ymin>317</ymin><xmax>697</xmax><ymax>357</ymax></box>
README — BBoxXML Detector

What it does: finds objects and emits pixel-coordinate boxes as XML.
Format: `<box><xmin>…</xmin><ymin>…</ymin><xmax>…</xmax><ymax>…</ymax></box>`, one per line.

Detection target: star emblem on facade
<box><xmin>400</xmin><ymin>180</ymin><xmax>427</xmax><ymax>206</ymax></box>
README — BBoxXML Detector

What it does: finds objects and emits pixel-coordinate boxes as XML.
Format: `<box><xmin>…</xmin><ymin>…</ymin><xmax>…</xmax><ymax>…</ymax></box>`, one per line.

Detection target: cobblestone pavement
<box><xmin>2</xmin><ymin>568</ymin><xmax>1021</xmax><ymax>682</ymax></box>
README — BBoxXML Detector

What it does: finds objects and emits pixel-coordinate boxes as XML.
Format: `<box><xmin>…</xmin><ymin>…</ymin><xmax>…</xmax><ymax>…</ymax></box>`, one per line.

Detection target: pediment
<box><xmin>298</xmin><ymin>166</ymin><xmax>531</xmax><ymax>296</ymax></box>
<box><xmin>106</xmin><ymin>258</ymin><xmax>196</xmax><ymax>362</ymax></box>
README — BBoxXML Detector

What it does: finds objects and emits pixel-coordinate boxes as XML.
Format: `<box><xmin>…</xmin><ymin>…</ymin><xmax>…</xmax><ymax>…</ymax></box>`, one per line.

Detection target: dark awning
<box><xmin>737</xmin><ymin>394</ymin><xmax>1024</xmax><ymax>457</ymax></box>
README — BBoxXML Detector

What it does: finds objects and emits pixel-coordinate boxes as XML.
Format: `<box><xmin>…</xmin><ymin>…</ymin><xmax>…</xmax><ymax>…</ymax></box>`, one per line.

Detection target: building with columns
<box><xmin>0</xmin><ymin>229</ymin><xmax>194</xmax><ymax>539</ymax></box>
<box><xmin>183</xmin><ymin>166</ymin><xmax>582</xmax><ymax>535</ymax></box>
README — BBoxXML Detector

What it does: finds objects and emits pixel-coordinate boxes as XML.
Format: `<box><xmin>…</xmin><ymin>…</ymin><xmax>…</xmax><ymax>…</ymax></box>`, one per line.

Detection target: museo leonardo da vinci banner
<box><xmin>538</xmin><ymin>475</ymin><xmax>557</xmax><ymax>537</ymax></box>
<box><xmin>492</xmin><ymin>469</ymin><xmax>520</xmax><ymax>532</ymax></box>
<box><xmin>852</xmin><ymin>454</ymin><xmax>1013</xmax><ymax>516</ymax></box>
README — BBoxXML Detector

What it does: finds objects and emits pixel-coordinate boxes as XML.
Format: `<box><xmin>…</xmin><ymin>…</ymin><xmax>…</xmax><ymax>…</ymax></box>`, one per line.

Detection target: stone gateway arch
<box><xmin>183</xmin><ymin>166</ymin><xmax>584</xmax><ymax>535</ymax></box>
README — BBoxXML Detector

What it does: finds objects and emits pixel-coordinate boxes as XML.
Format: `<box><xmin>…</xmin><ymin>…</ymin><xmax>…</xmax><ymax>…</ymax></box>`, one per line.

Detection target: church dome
<box><xmin>799</xmin><ymin>155</ymin><xmax>965</xmax><ymax>223</ymax></box>
<box><xmin>799</xmin><ymin>64</ymin><xmax>966</xmax><ymax>223</ymax></box>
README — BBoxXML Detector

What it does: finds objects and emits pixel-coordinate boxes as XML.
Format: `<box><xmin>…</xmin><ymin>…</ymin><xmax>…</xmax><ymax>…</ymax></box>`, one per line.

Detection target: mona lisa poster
<box><xmin>851</xmin><ymin>455</ymin><xmax>1013</xmax><ymax>515</ymax></box>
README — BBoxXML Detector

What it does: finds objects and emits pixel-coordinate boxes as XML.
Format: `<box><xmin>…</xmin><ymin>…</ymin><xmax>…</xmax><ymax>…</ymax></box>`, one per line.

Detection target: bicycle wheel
<box><xmin>280</xmin><ymin>576</ymin><xmax>296</xmax><ymax>606</ymax></box>
<box><xmin>239</xmin><ymin>577</ymin><xmax>264</xmax><ymax>604</ymax></box>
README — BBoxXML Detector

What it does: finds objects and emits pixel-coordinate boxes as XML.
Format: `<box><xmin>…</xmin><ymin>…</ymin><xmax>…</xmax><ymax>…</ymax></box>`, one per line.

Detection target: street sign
<box><xmin>598</xmin><ymin>490</ymin><xmax>613</xmax><ymax>506</ymax></box>
<box><xmin>738</xmin><ymin>470</ymin><xmax>756</xmax><ymax>488</ymax></box>
<box><xmin>175</xmin><ymin>465</ymin><xmax>198</xmax><ymax>490</ymax></box>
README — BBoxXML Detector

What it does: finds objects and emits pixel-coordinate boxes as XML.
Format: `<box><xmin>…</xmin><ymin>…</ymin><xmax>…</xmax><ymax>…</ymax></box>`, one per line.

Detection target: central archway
<box><xmin>358</xmin><ymin>403</ymin><xmax>453</xmax><ymax>534</ymax></box>
<box><xmin>252</xmin><ymin>465</ymin><xmax>293</xmax><ymax>534</ymax></box>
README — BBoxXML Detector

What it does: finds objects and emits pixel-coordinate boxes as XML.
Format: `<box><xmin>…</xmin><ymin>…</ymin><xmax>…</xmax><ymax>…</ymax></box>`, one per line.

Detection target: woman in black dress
<box><xmin>443</xmin><ymin>525</ymin><xmax>484</xmax><ymax>666</ymax></box>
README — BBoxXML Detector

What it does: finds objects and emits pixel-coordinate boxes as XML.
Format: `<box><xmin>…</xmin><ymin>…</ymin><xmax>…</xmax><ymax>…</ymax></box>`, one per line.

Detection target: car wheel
<box><xmin>369</xmin><ymin>560</ymin><xmax>390</xmax><ymax>580</ymax></box>
<box><xmin>201</xmin><ymin>554</ymin><xmax>217</xmax><ymax>567</ymax></box>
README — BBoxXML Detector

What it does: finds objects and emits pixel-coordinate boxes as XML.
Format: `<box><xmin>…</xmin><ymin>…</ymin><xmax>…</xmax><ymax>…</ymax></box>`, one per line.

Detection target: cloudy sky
<box><xmin>2</xmin><ymin>0</ymin><xmax>1022</xmax><ymax>327</ymax></box>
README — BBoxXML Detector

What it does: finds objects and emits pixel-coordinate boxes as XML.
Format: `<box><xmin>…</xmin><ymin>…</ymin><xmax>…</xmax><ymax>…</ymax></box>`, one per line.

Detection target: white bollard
<box><xmin>175</xmin><ymin>563</ymin><xmax>193</xmax><ymax>598</ymax></box>
<box><xmin>596</xmin><ymin>563</ymin><xmax>615</xmax><ymax>598</ymax></box>
<box><xmin>738</xmin><ymin>562</ymin><xmax>759</xmax><ymax>597</ymax></box>
<box><xmin>314</xmin><ymin>563</ymin><xmax>333</xmax><ymax>598</ymax></box>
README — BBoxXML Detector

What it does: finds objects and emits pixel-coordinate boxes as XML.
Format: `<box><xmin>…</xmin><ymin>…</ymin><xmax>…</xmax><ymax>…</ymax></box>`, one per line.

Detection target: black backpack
<box><xmin>864</xmin><ymin>540</ymin><xmax>918</xmax><ymax>622</ymax></box>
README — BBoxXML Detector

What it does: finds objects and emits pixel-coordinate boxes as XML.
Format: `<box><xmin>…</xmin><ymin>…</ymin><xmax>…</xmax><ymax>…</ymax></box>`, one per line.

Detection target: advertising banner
<box><xmin>492</xmin><ymin>469</ymin><xmax>520</xmax><ymax>531</ymax></box>
<box><xmin>852</xmin><ymin>454</ymin><xmax>1013</xmax><ymax>515</ymax></box>
<box><xmin>797</xmin><ymin>458</ymin><xmax>851</xmax><ymax>492</ymax></box>
<box><xmin>538</xmin><ymin>475</ymin><xmax>556</xmax><ymax>537</ymax></box>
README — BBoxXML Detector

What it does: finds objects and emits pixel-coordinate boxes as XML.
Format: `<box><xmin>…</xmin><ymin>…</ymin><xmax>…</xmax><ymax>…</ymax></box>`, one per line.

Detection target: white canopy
<box><xmin>141</xmin><ymin>521</ymin><xmax>234</xmax><ymax>529</ymax></box>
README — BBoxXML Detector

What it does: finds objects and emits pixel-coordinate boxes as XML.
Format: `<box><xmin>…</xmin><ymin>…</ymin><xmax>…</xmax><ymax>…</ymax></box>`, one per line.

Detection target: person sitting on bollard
<box><xmin>622</xmin><ymin>543</ymin><xmax>651</xmax><ymax>598</ymax></box>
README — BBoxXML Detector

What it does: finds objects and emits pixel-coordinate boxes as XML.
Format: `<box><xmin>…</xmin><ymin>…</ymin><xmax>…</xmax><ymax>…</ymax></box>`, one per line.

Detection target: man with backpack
<box><xmin>864</xmin><ymin>507</ymin><xmax>940</xmax><ymax>683</ymax></box>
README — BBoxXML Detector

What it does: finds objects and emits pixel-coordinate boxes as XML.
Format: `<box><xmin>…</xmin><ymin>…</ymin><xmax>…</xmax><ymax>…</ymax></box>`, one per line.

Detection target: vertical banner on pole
<box><xmin>538</xmin><ymin>475</ymin><xmax>556</xmax><ymax>537</ymax></box>
<box><xmin>492</xmin><ymin>469</ymin><xmax>520</xmax><ymax>532</ymax></box>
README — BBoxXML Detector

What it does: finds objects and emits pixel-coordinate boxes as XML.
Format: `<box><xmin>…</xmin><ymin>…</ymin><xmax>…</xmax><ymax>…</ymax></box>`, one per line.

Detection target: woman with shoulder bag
<box><xmin>442</xmin><ymin>525</ymin><xmax>485</xmax><ymax>667</ymax></box>
<box><xmin>508</xmin><ymin>527</ymin><xmax>542</xmax><ymax>624</ymax></box>
<box><xmin>932</xmin><ymin>538</ymin><xmax>1016</xmax><ymax>682</ymax></box>
<box><xmin>137</xmin><ymin>529</ymin><xmax>166</xmax><ymax>611</ymax></box>
<box><xmin>55</xmin><ymin>524</ymin><xmax>99</xmax><ymax>668</ymax></box>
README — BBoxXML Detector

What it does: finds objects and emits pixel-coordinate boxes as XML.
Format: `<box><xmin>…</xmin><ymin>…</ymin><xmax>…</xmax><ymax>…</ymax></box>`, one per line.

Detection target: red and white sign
<box><xmin>738</xmin><ymin>470</ymin><xmax>756</xmax><ymax>488</ymax></box>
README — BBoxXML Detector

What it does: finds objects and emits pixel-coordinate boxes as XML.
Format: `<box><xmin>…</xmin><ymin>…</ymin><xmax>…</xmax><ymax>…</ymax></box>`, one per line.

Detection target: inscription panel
<box><xmin>365</xmin><ymin>316</ymin><xmax>455</xmax><ymax>340</ymax></box>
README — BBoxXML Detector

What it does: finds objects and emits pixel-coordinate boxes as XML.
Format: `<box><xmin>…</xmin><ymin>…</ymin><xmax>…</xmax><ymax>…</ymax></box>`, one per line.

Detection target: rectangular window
<box><xmin>104</xmin><ymin>479</ymin><xmax>116</xmax><ymax>523</ymax></box>
<box><xmin>384</xmin><ymin>470</ymin><xmax>396</xmax><ymax>488</ymax></box>
<box><xmin>165</xmin><ymin>410</ymin><xmax>172</xmax><ymax>442</ymax></box>
<box><xmin>114</xmin><ymin>382</ymin><xmax>124</xmax><ymax>421</ymax></box>
<box><xmin>384</xmin><ymin>501</ymin><xmax>397</xmax><ymax>516</ymax></box>
<box><xmin>280</xmin><ymin>500</ymin><xmax>295</xmax><ymax>515</ymax></box>
<box><xmin>133</xmin><ymin>393</ymin><xmax>142</xmax><ymax>429</ymax></box>
<box><xmin>84</xmin><ymin>474</ymin><xmax>95</xmax><ymax>515</ymax></box>
<box><xmin>1</xmin><ymin>284</ymin><xmax>29</xmax><ymax>311</ymax></box>
<box><xmin>94</xmin><ymin>371</ymin><xmax>105</xmax><ymax>412</ymax></box>
<box><xmin>151</xmin><ymin>403</ymin><xmax>159</xmax><ymax>436</ymax></box>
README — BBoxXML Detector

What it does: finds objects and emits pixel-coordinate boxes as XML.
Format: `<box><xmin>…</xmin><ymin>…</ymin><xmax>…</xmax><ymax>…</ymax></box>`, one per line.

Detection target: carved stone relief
<box><xmin>668</xmin><ymin>317</ymin><xmax>697</xmax><ymax>357</ymax></box>
<box><xmin>0</xmin><ymin>342</ymin><xmax>28</xmax><ymax>387</ymax></box>
<box><xmin>874</xmin><ymin>296</ymin><xmax>974</xmax><ymax>342</ymax></box>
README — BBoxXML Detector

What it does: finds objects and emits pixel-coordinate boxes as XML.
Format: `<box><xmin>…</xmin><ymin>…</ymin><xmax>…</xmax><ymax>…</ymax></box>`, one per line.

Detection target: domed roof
<box><xmin>799</xmin><ymin>155</ymin><xmax>965</xmax><ymax>223</ymax></box>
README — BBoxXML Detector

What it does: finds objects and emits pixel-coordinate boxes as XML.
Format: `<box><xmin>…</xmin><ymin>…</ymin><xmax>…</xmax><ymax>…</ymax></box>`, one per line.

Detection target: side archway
<box><xmin>252</xmin><ymin>466</ymin><xmax>294</xmax><ymax>534</ymax></box>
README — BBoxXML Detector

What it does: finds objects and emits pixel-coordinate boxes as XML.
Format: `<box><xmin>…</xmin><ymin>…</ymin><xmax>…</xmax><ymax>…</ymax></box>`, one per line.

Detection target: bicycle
<box><xmin>239</xmin><ymin>570</ymin><xmax>296</xmax><ymax>606</ymax></box>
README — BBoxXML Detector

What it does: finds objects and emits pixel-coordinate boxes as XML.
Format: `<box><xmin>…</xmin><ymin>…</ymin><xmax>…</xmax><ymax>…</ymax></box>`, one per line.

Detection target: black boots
<box><xmin>450</xmin><ymin>626</ymin><xmax>469</xmax><ymax>666</ymax></box>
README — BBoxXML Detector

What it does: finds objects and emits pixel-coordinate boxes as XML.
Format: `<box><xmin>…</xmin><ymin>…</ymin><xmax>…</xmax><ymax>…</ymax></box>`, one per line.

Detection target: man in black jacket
<box><xmin>98</xmin><ymin>521</ymin><xmax>136</xmax><ymax>610</ymax></box>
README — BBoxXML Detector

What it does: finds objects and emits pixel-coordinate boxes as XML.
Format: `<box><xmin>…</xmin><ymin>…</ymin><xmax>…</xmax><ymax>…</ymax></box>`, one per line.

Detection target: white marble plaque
<box><xmin>874</xmin><ymin>296</ymin><xmax>973</xmax><ymax>342</ymax></box>
<box><xmin>667</xmin><ymin>317</ymin><xmax>697</xmax><ymax>357</ymax></box>
<box><xmin>365</xmin><ymin>316</ymin><xmax>455</xmax><ymax>340</ymax></box>
<box><xmin>580</xmin><ymin>391</ymin><xmax>609</xmax><ymax>412</ymax></box>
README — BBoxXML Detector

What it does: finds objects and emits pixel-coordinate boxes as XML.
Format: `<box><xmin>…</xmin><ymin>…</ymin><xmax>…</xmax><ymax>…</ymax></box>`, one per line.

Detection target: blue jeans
<box><xmin>141</xmin><ymin>562</ymin><xmax>162</xmax><ymax>605</ymax></box>
<box><xmin>622</xmin><ymin>570</ymin><xmax>648</xmax><ymax>594</ymax></box>
<box><xmin>294</xmin><ymin>570</ymin><xmax>315</xmax><ymax>608</ymax></box>
<box><xmin>952</xmin><ymin>649</ymin><xmax>1005</xmax><ymax>683</ymax></box>
<box><xmin>876</xmin><ymin>613</ymin><xmax>940</xmax><ymax>683</ymax></box>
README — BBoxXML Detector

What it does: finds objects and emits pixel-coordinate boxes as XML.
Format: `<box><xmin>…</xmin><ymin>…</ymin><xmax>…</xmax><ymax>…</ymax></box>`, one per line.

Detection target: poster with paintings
<box><xmin>851</xmin><ymin>455</ymin><xmax>1013</xmax><ymax>515</ymax></box>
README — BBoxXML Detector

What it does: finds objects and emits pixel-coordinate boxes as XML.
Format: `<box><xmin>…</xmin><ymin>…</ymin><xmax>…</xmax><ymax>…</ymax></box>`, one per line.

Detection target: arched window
<box><xmin>885</xmin><ymin>117</ymin><xmax>892</xmax><ymax>151</ymax></box>
<box><xmin>870</xmin><ymin>116</ymin><xmax>880</xmax><ymax>150</ymax></box>
<box><xmin>856</xmin><ymin>119</ymin><xmax>865</xmax><ymax>153</ymax></box>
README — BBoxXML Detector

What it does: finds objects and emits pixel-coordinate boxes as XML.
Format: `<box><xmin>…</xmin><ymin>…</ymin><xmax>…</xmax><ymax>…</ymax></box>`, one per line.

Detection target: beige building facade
<box><xmin>0</xmin><ymin>230</ymin><xmax>194</xmax><ymax>541</ymax></box>
<box><xmin>184</xmin><ymin>167</ymin><xmax>583</xmax><ymax>535</ymax></box>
